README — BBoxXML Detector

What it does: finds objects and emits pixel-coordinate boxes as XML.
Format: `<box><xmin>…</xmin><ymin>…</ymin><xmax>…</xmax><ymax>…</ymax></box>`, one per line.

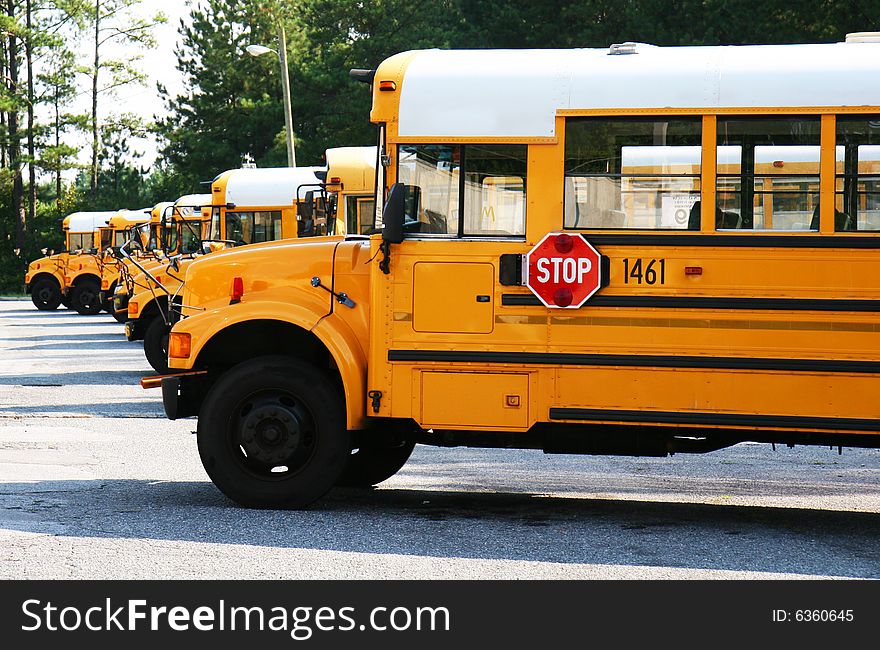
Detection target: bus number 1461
<box><xmin>623</xmin><ymin>258</ymin><xmax>666</xmax><ymax>285</ymax></box>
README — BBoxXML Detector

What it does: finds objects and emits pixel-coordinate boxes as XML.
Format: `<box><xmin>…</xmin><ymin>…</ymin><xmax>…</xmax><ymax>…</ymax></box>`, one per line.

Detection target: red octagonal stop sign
<box><xmin>525</xmin><ymin>232</ymin><xmax>602</xmax><ymax>308</ymax></box>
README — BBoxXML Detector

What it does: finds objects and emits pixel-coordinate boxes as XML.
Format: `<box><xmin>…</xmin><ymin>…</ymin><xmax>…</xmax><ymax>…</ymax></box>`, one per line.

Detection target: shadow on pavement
<box><xmin>1</xmin><ymin>477</ymin><xmax>879</xmax><ymax>577</ymax></box>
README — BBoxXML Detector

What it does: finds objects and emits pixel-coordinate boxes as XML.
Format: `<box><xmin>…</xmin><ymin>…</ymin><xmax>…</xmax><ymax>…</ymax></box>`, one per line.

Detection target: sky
<box><xmin>63</xmin><ymin>1</ymin><xmax>193</xmax><ymax>174</ymax></box>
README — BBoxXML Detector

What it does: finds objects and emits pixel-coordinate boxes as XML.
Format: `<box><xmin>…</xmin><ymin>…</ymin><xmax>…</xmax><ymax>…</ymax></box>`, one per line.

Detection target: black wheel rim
<box><xmin>227</xmin><ymin>390</ymin><xmax>317</xmax><ymax>479</ymax></box>
<box><xmin>35</xmin><ymin>286</ymin><xmax>54</xmax><ymax>305</ymax></box>
<box><xmin>79</xmin><ymin>288</ymin><xmax>98</xmax><ymax>310</ymax></box>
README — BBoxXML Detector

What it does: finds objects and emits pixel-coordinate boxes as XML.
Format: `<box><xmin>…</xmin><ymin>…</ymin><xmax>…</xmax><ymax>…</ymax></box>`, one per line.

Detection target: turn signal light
<box><xmin>230</xmin><ymin>276</ymin><xmax>244</xmax><ymax>303</ymax></box>
<box><xmin>379</xmin><ymin>80</ymin><xmax>396</xmax><ymax>91</ymax></box>
<box><xmin>168</xmin><ymin>332</ymin><xmax>191</xmax><ymax>359</ymax></box>
<box><xmin>101</xmin><ymin>280</ymin><xmax>109</xmax><ymax>290</ymax></box>
<box><xmin>128</xmin><ymin>301</ymin><xmax>139</xmax><ymax>317</ymax></box>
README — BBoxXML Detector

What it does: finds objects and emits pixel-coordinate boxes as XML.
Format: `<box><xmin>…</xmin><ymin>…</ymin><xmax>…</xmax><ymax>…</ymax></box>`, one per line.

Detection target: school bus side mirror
<box><xmin>299</xmin><ymin>191</ymin><xmax>314</xmax><ymax>220</ymax></box>
<box><xmin>382</xmin><ymin>183</ymin><xmax>406</xmax><ymax>244</ymax></box>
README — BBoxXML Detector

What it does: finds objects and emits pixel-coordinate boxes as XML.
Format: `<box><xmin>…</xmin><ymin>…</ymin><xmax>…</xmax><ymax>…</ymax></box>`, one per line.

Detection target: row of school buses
<box><xmin>22</xmin><ymin>38</ymin><xmax>880</xmax><ymax>510</ymax></box>
<box><xmin>24</xmin><ymin>147</ymin><xmax>377</xmax><ymax>375</ymax></box>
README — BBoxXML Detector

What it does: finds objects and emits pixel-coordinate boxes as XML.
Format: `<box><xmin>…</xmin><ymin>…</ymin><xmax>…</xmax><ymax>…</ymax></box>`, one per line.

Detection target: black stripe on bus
<box><xmin>500</xmin><ymin>294</ymin><xmax>880</xmax><ymax>311</ymax></box>
<box><xmin>548</xmin><ymin>408</ymin><xmax>880</xmax><ymax>432</ymax></box>
<box><xmin>386</xmin><ymin>350</ymin><xmax>880</xmax><ymax>374</ymax></box>
<box><xmin>581</xmin><ymin>234</ymin><xmax>880</xmax><ymax>248</ymax></box>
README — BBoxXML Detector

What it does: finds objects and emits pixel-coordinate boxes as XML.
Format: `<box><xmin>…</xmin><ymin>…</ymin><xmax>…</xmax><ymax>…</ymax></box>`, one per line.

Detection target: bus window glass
<box><xmin>178</xmin><ymin>222</ymin><xmax>202</xmax><ymax>254</ymax></box>
<box><xmin>717</xmin><ymin>117</ymin><xmax>820</xmax><ymax>230</ymax></box>
<box><xmin>67</xmin><ymin>233</ymin><xmax>91</xmax><ymax>251</ymax></box>
<box><xmin>100</xmin><ymin>230</ymin><xmax>112</xmax><ymax>250</ymax></box>
<box><xmin>835</xmin><ymin>117</ymin><xmax>880</xmax><ymax>231</ymax></box>
<box><xmin>564</xmin><ymin>118</ymin><xmax>701</xmax><ymax>230</ymax></box>
<box><xmin>347</xmin><ymin>196</ymin><xmax>377</xmax><ymax>234</ymax></box>
<box><xmin>225</xmin><ymin>211</ymin><xmax>283</xmax><ymax>245</ymax></box>
<box><xmin>398</xmin><ymin>144</ymin><xmax>460</xmax><ymax>235</ymax></box>
<box><xmin>114</xmin><ymin>230</ymin><xmax>128</xmax><ymax>247</ymax></box>
<box><xmin>463</xmin><ymin>145</ymin><xmax>526</xmax><ymax>236</ymax></box>
<box><xmin>210</xmin><ymin>207</ymin><xmax>221</xmax><ymax>240</ymax></box>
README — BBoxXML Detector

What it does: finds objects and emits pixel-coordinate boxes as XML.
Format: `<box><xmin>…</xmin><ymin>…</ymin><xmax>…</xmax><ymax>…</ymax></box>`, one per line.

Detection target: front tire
<box><xmin>30</xmin><ymin>278</ymin><xmax>61</xmax><ymax>311</ymax></box>
<box><xmin>143</xmin><ymin>316</ymin><xmax>171</xmax><ymax>374</ymax></box>
<box><xmin>197</xmin><ymin>356</ymin><xmax>351</xmax><ymax>508</ymax></box>
<box><xmin>71</xmin><ymin>280</ymin><xmax>102</xmax><ymax>315</ymax></box>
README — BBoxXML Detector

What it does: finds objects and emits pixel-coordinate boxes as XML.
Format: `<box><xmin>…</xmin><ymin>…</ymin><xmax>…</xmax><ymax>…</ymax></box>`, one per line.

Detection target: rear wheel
<box><xmin>337</xmin><ymin>438</ymin><xmax>415</xmax><ymax>488</ymax></box>
<box><xmin>30</xmin><ymin>278</ymin><xmax>61</xmax><ymax>311</ymax></box>
<box><xmin>197</xmin><ymin>356</ymin><xmax>351</xmax><ymax>508</ymax></box>
<box><xmin>71</xmin><ymin>280</ymin><xmax>102</xmax><ymax>315</ymax></box>
<box><xmin>143</xmin><ymin>316</ymin><xmax>171</xmax><ymax>374</ymax></box>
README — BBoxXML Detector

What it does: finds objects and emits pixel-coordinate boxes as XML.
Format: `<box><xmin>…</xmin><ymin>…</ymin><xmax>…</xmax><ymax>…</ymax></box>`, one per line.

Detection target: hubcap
<box><xmin>37</xmin><ymin>287</ymin><xmax>53</xmax><ymax>303</ymax></box>
<box><xmin>234</xmin><ymin>393</ymin><xmax>315</xmax><ymax>475</ymax></box>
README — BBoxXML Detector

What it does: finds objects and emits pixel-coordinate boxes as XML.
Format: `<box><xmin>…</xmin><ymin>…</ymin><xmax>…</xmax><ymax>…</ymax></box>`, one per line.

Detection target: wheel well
<box><xmin>139</xmin><ymin>295</ymin><xmax>168</xmax><ymax>323</ymax></box>
<box><xmin>73</xmin><ymin>273</ymin><xmax>100</xmax><ymax>287</ymax></box>
<box><xmin>196</xmin><ymin>319</ymin><xmax>338</xmax><ymax>384</ymax></box>
<box><xmin>31</xmin><ymin>273</ymin><xmax>59</xmax><ymax>289</ymax></box>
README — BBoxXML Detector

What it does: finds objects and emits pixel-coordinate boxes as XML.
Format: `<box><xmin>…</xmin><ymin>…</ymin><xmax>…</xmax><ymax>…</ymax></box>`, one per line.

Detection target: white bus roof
<box><xmin>64</xmin><ymin>211</ymin><xmax>116</xmax><ymax>232</ymax></box>
<box><xmin>395</xmin><ymin>42</ymin><xmax>880</xmax><ymax>139</ymax></box>
<box><xmin>174</xmin><ymin>193</ymin><xmax>212</xmax><ymax>208</ymax></box>
<box><xmin>219</xmin><ymin>167</ymin><xmax>326</xmax><ymax>208</ymax></box>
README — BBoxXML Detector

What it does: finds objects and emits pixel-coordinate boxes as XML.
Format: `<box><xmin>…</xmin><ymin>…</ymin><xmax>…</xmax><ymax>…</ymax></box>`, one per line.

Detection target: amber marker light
<box><xmin>128</xmin><ymin>301</ymin><xmax>139</xmax><ymax>317</ymax></box>
<box><xmin>168</xmin><ymin>332</ymin><xmax>192</xmax><ymax>359</ymax></box>
<box><xmin>379</xmin><ymin>80</ymin><xmax>397</xmax><ymax>91</ymax></box>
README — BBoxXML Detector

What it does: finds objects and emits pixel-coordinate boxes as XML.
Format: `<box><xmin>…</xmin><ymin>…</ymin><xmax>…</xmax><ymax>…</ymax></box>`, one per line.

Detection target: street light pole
<box><xmin>245</xmin><ymin>27</ymin><xmax>296</xmax><ymax>168</ymax></box>
<box><xmin>277</xmin><ymin>25</ymin><xmax>296</xmax><ymax>168</ymax></box>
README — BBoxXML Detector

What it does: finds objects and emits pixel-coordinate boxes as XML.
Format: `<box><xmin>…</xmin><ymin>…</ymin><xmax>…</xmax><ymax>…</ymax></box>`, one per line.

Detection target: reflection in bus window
<box><xmin>398</xmin><ymin>144</ymin><xmax>460</xmax><ymax>235</ymax></box>
<box><xmin>835</xmin><ymin>117</ymin><xmax>880</xmax><ymax>231</ymax></box>
<box><xmin>178</xmin><ymin>223</ymin><xmax>202</xmax><ymax>253</ymax></box>
<box><xmin>564</xmin><ymin>118</ymin><xmax>702</xmax><ymax>230</ymax></box>
<box><xmin>67</xmin><ymin>233</ymin><xmax>92</xmax><ymax>251</ymax></box>
<box><xmin>463</xmin><ymin>145</ymin><xmax>526</xmax><ymax>236</ymax></box>
<box><xmin>346</xmin><ymin>196</ymin><xmax>377</xmax><ymax>234</ymax></box>
<box><xmin>398</xmin><ymin>143</ymin><xmax>526</xmax><ymax>236</ymax></box>
<box><xmin>717</xmin><ymin>117</ymin><xmax>820</xmax><ymax>230</ymax></box>
<box><xmin>225</xmin><ymin>211</ymin><xmax>283</xmax><ymax>245</ymax></box>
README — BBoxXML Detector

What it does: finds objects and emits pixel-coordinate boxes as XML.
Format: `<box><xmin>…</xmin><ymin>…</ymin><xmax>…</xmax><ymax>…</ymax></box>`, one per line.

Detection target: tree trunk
<box><xmin>26</xmin><ymin>0</ymin><xmax>36</xmax><ymax>227</ymax></box>
<box><xmin>55</xmin><ymin>85</ymin><xmax>61</xmax><ymax>203</ymax></box>
<box><xmin>91</xmin><ymin>0</ymin><xmax>100</xmax><ymax>199</ymax></box>
<box><xmin>8</xmin><ymin>0</ymin><xmax>25</xmax><ymax>250</ymax></box>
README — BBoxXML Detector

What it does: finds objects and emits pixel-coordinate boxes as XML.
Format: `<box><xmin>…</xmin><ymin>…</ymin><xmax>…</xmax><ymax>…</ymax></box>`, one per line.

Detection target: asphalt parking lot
<box><xmin>1</xmin><ymin>298</ymin><xmax>879</xmax><ymax>579</ymax></box>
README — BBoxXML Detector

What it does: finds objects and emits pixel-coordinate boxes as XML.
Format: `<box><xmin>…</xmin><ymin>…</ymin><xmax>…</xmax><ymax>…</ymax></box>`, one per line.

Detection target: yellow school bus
<box><xmin>98</xmin><ymin>208</ymin><xmax>153</xmax><ymax>322</ymax></box>
<box><xmin>134</xmin><ymin>157</ymin><xmax>372</xmax><ymax>375</ymax></box>
<box><xmin>25</xmin><ymin>211</ymin><xmax>116</xmax><ymax>311</ymax></box>
<box><xmin>124</xmin><ymin>194</ymin><xmax>212</xmax><ymax>370</ymax></box>
<box><xmin>159</xmin><ymin>37</ymin><xmax>880</xmax><ymax>508</ymax></box>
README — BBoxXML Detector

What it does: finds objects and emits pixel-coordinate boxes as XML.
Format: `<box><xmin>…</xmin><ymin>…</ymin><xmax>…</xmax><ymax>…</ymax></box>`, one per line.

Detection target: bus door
<box><xmin>368</xmin><ymin>143</ymin><xmax>532</xmax><ymax>430</ymax></box>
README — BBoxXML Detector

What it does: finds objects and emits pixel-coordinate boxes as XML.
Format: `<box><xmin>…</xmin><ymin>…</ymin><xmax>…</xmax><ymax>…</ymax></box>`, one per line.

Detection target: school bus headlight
<box><xmin>168</xmin><ymin>332</ymin><xmax>191</xmax><ymax>359</ymax></box>
<box><xmin>128</xmin><ymin>301</ymin><xmax>139</xmax><ymax>317</ymax></box>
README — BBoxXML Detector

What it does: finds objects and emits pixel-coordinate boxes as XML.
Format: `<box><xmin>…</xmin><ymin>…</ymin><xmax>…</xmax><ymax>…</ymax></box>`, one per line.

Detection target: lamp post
<box><xmin>246</xmin><ymin>25</ymin><xmax>296</xmax><ymax>167</ymax></box>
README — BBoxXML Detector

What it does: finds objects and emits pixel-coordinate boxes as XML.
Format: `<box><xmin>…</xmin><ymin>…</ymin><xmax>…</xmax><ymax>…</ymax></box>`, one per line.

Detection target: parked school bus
<box><xmin>158</xmin><ymin>37</ymin><xmax>880</xmax><ymax>508</ymax></box>
<box><xmin>24</xmin><ymin>211</ymin><xmax>116</xmax><ymax>312</ymax></box>
<box><xmin>99</xmin><ymin>208</ymin><xmax>153</xmax><ymax>322</ymax></box>
<box><xmin>136</xmin><ymin>150</ymin><xmax>374</xmax><ymax>374</ymax></box>
<box><xmin>127</xmin><ymin>165</ymin><xmax>328</xmax><ymax>372</ymax></box>
<box><xmin>61</xmin><ymin>208</ymin><xmax>152</xmax><ymax>316</ymax></box>
<box><xmin>125</xmin><ymin>194</ymin><xmax>212</xmax><ymax>371</ymax></box>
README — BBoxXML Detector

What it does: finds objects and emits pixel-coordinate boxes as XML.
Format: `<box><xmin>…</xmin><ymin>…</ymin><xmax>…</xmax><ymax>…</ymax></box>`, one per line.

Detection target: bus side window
<box><xmin>717</xmin><ymin>117</ymin><xmax>820</xmax><ymax>231</ymax></box>
<box><xmin>835</xmin><ymin>116</ymin><xmax>880</xmax><ymax>231</ymax></box>
<box><xmin>564</xmin><ymin>117</ymin><xmax>701</xmax><ymax>230</ymax></box>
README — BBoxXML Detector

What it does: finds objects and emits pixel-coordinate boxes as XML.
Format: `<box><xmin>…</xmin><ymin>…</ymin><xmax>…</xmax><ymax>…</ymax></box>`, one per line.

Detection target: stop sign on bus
<box><xmin>525</xmin><ymin>233</ymin><xmax>602</xmax><ymax>308</ymax></box>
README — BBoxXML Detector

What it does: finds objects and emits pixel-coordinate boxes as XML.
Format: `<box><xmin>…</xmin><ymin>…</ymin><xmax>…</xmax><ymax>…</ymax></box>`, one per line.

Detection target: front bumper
<box><xmin>124</xmin><ymin>318</ymin><xmax>147</xmax><ymax>341</ymax></box>
<box><xmin>113</xmin><ymin>293</ymin><xmax>130</xmax><ymax>316</ymax></box>
<box><xmin>161</xmin><ymin>374</ymin><xmax>208</xmax><ymax>420</ymax></box>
